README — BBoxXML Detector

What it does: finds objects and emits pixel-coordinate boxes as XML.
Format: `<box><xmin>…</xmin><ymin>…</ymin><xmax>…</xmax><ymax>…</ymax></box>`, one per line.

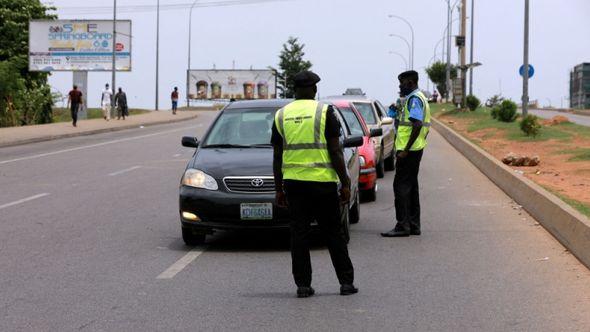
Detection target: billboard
<box><xmin>188</xmin><ymin>69</ymin><xmax>277</xmax><ymax>100</ymax></box>
<box><xmin>29</xmin><ymin>20</ymin><xmax>132</xmax><ymax>71</ymax></box>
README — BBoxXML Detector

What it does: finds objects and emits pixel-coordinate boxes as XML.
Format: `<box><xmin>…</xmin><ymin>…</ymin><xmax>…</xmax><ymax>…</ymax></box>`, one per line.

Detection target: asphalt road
<box><xmin>528</xmin><ymin>108</ymin><xmax>590</xmax><ymax>127</ymax></box>
<box><xmin>1</xmin><ymin>112</ymin><xmax>589</xmax><ymax>331</ymax></box>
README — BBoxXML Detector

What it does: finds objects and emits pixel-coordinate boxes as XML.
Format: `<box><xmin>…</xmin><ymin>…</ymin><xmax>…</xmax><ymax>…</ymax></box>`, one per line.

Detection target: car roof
<box><xmin>224</xmin><ymin>99</ymin><xmax>293</xmax><ymax>110</ymax></box>
<box><xmin>324</xmin><ymin>95</ymin><xmax>375</xmax><ymax>103</ymax></box>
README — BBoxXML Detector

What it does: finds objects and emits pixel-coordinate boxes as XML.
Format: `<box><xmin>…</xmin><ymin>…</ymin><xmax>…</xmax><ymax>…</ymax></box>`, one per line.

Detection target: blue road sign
<box><xmin>519</xmin><ymin>64</ymin><xmax>535</xmax><ymax>78</ymax></box>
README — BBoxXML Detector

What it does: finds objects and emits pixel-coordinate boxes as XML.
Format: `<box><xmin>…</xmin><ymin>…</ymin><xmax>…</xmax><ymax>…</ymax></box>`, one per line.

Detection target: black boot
<box><xmin>296</xmin><ymin>286</ymin><xmax>315</xmax><ymax>298</ymax></box>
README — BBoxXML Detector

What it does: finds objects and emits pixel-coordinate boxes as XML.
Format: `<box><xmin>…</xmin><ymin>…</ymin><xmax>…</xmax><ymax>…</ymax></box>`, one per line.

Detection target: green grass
<box><xmin>52</xmin><ymin>108</ymin><xmax>149</xmax><ymax>123</ymax></box>
<box><xmin>547</xmin><ymin>190</ymin><xmax>590</xmax><ymax>218</ymax></box>
<box><xmin>558</xmin><ymin>148</ymin><xmax>590</xmax><ymax>161</ymax></box>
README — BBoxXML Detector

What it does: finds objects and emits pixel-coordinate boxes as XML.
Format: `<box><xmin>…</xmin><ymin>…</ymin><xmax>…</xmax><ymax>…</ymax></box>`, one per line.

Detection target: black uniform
<box><xmin>271</xmin><ymin>106</ymin><xmax>354</xmax><ymax>287</ymax></box>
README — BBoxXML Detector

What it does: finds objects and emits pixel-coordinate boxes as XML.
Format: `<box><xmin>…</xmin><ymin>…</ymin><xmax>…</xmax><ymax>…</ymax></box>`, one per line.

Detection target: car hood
<box><xmin>190</xmin><ymin>148</ymin><xmax>274</xmax><ymax>178</ymax></box>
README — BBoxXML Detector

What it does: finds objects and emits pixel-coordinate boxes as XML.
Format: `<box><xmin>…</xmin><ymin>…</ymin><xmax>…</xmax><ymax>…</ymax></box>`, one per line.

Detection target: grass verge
<box><xmin>52</xmin><ymin>108</ymin><xmax>149</xmax><ymax>123</ymax></box>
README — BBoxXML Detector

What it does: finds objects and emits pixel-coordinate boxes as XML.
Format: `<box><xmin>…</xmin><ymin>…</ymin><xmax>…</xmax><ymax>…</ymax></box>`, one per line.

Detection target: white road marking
<box><xmin>157</xmin><ymin>247</ymin><xmax>207</xmax><ymax>279</ymax></box>
<box><xmin>108</xmin><ymin>165</ymin><xmax>142</xmax><ymax>176</ymax></box>
<box><xmin>0</xmin><ymin>126</ymin><xmax>198</xmax><ymax>165</ymax></box>
<box><xmin>173</xmin><ymin>153</ymin><xmax>182</xmax><ymax>157</ymax></box>
<box><xmin>0</xmin><ymin>193</ymin><xmax>50</xmax><ymax>210</ymax></box>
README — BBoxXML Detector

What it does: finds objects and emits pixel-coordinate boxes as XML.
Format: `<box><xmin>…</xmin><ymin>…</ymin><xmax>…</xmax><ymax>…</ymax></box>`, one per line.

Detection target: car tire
<box><xmin>349</xmin><ymin>190</ymin><xmax>360</xmax><ymax>224</ymax></box>
<box><xmin>341</xmin><ymin>206</ymin><xmax>350</xmax><ymax>244</ymax></box>
<box><xmin>384</xmin><ymin>149</ymin><xmax>395</xmax><ymax>171</ymax></box>
<box><xmin>376</xmin><ymin>148</ymin><xmax>385</xmax><ymax>178</ymax></box>
<box><xmin>364</xmin><ymin>183</ymin><xmax>377</xmax><ymax>202</ymax></box>
<box><xmin>182</xmin><ymin>227</ymin><xmax>206</xmax><ymax>246</ymax></box>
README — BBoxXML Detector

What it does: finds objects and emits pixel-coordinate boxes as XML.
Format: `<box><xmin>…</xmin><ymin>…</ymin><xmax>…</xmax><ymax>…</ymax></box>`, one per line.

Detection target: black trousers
<box><xmin>393</xmin><ymin>149</ymin><xmax>423</xmax><ymax>232</ymax></box>
<box><xmin>284</xmin><ymin>180</ymin><xmax>354</xmax><ymax>287</ymax></box>
<box><xmin>70</xmin><ymin>103</ymin><xmax>79</xmax><ymax>126</ymax></box>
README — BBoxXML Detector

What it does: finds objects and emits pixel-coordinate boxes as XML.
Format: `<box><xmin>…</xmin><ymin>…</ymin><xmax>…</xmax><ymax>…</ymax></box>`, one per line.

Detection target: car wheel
<box><xmin>384</xmin><ymin>149</ymin><xmax>395</xmax><ymax>171</ymax></box>
<box><xmin>182</xmin><ymin>227</ymin><xmax>206</xmax><ymax>246</ymax></box>
<box><xmin>376</xmin><ymin>148</ymin><xmax>385</xmax><ymax>178</ymax></box>
<box><xmin>349</xmin><ymin>190</ymin><xmax>360</xmax><ymax>224</ymax></box>
<box><xmin>341</xmin><ymin>206</ymin><xmax>350</xmax><ymax>244</ymax></box>
<box><xmin>364</xmin><ymin>183</ymin><xmax>377</xmax><ymax>202</ymax></box>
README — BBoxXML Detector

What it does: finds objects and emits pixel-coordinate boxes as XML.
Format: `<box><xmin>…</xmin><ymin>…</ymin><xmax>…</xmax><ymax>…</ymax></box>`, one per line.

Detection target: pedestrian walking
<box><xmin>115</xmin><ymin>87</ymin><xmax>128</xmax><ymax>120</ymax></box>
<box><xmin>432</xmin><ymin>90</ymin><xmax>439</xmax><ymax>104</ymax></box>
<box><xmin>272</xmin><ymin>70</ymin><xmax>358</xmax><ymax>298</ymax></box>
<box><xmin>67</xmin><ymin>85</ymin><xmax>83</xmax><ymax>127</ymax></box>
<box><xmin>101</xmin><ymin>83</ymin><xmax>112</xmax><ymax>121</ymax></box>
<box><xmin>171</xmin><ymin>87</ymin><xmax>179</xmax><ymax>115</ymax></box>
<box><xmin>382</xmin><ymin>70</ymin><xmax>431</xmax><ymax>237</ymax></box>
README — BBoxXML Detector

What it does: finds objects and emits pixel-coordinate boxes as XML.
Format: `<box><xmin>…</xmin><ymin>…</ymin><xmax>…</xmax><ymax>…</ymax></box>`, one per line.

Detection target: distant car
<box><xmin>178</xmin><ymin>99</ymin><xmax>363</xmax><ymax>245</ymax></box>
<box><xmin>325</xmin><ymin>96</ymin><xmax>396</xmax><ymax>178</ymax></box>
<box><xmin>328</xmin><ymin>100</ymin><xmax>381</xmax><ymax>202</ymax></box>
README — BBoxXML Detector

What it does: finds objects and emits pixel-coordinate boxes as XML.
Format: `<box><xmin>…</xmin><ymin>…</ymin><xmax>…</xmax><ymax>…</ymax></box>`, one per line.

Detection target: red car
<box><xmin>330</xmin><ymin>100</ymin><xmax>381</xmax><ymax>201</ymax></box>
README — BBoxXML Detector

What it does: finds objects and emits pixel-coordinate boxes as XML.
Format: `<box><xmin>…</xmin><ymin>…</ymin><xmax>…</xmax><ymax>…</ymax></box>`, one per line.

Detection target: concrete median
<box><xmin>432</xmin><ymin>117</ymin><xmax>590</xmax><ymax>269</ymax></box>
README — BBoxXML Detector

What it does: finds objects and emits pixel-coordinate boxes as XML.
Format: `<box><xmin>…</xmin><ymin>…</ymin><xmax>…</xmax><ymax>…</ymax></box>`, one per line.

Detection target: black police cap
<box><xmin>293</xmin><ymin>70</ymin><xmax>321</xmax><ymax>88</ymax></box>
<box><xmin>398</xmin><ymin>70</ymin><xmax>419</xmax><ymax>82</ymax></box>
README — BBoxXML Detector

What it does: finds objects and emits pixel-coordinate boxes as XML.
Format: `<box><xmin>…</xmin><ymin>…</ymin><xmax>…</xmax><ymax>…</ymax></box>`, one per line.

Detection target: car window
<box><xmin>352</xmin><ymin>102</ymin><xmax>377</xmax><ymax>125</ymax></box>
<box><xmin>204</xmin><ymin>108</ymin><xmax>276</xmax><ymax>146</ymax></box>
<box><xmin>332</xmin><ymin>106</ymin><xmax>350</xmax><ymax>137</ymax></box>
<box><xmin>337</xmin><ymin>107</ymin><xmax>365</xmax><ymax>136</ymax></box>
<box><xmin>374</xmin><ymin>101</ymin><xmax>386</xmax><ymax>118</ymax></box>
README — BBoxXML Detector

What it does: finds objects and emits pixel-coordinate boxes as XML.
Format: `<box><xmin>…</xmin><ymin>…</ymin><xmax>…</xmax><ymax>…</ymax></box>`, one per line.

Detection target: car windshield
<box><xmin>203</xmin><ymin>108</ymin><xmax>276</xmax><ymax>147</ymax></box>
<box><xmin>338</xmin><ymin>107</ymin><xmax>365</xmax><ymax>136</ymax></box>
<box><xmin>352</xmin><ymin>102</ymin><xmax>377</xmax><ymax>125</ymax></box>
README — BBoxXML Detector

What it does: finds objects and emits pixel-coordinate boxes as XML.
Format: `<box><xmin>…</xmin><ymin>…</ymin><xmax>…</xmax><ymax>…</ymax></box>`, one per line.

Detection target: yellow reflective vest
<box><xmin>395</xmin><ymin>90</ymin><xmax>431</xmax><ymax>151</ymax></box>
<box><xmin>274</xmin><ymin>100</ymin><xmax>339</xmax><ymax>182</ymax></box>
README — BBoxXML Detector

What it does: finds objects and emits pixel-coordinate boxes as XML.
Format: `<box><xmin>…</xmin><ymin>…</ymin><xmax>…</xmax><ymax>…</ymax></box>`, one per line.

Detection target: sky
<box><xmin>44</xmin><ymin>0</ymin><xmax>590</xmax><ymax>109</ymax></box>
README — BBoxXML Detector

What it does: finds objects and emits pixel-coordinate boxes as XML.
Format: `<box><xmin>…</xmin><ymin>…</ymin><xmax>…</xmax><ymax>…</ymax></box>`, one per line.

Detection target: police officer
<box><xmin>271</xmin><ymin>70</ymin><xmax>358</xmax><ymax>298</ymax></box>
<box><xmin>382</xmin><ymin>70</ymin><xmax>431</xmax><ymax>237</ymax></box>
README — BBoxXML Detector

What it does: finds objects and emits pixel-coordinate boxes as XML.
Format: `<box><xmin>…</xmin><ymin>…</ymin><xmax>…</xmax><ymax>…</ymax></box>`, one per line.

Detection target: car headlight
<box><xmin>359</xmin><ymin>156</ymin><xmax>366</xmax><ymax>167</ymax></box>
<box><xmin>181</xmin><ymin>168</ymin><xmax>218</xmax><ymax>190</ymax></box>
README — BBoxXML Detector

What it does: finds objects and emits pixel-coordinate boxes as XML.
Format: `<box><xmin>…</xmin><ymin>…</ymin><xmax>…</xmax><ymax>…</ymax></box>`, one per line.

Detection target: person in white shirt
<box><xmin>101</xmin><ymin>83</ymin><xmax>113</xmax><ymax>121</ymax></box>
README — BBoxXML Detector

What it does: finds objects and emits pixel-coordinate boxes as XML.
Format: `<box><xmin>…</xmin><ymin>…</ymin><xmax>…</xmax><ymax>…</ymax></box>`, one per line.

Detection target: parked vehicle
<box><xmin>328</xmin><ymin>99</ymin><xmax>381</xmax><ymax>202</ymax></box>
<box><xmin>179</xmin><ymin>99</ymin><xmax>363</xmax><ymax>245</ymax></box>
<box><xmin>325</xmin><ymin>95</ymin><xmax>396</xmax><ymax>178</ymax></box>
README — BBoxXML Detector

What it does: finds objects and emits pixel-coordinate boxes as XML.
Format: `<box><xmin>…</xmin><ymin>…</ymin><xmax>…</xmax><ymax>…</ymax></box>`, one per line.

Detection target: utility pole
<box><xmin>155</xmin><ymin>0</ymin><xmax>160</xmax><ymax>110</ymax></box>
<box><xmin>468</xmin><ymin>0</ymin><xmax>475</xmax><ymax>95</ymax></box>
<box><xmin>445</xmin><ymin>0</ymin><xmax>452</xmax><ymax>103</ymax></box>
<box><xmin>522</xmin><ymin>0</ymin><xmax>530</xmax><ymax>117</ymax></box>
<box><xmin>111</xmin><ymin>0</ymin><xmax>117</xmax><ymax>119</ymax></box>
<box><xmin>187</xmin><ymin>0</ymin><xmax>199</xmax><ymax>108</ymax></box>
<box><xmin>460</xmin><ymin>0</ymin><xmax>467</xmax><ymax>107</ymax></box>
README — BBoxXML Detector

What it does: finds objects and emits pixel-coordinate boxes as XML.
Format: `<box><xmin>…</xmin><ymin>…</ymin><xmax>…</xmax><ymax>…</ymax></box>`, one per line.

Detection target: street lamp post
<box><xmin>445</xmin><ymin>0</ymin><xmax>452</xmax><ymax>102</ymax></box>
<box><xmin>388</xmin><ymin>51</ymin><xmax>409</xmax><ymax>70</ymax></box>
<box><xmin>388</xmin><ymin>34</ymin><xmax>411</xmax><ymax>72</ymax></box>
<box><xmin>468</xmin><ymin>0</ymin><xmax>475</xmax><ymax>95</ymax></box>
<box><xmin>155</xmin><ymin>0</ymin><xmax>160</xmax><ymax>110</ymax></box>
<box><xmin>186</xmin><ymin>0</ymin><xmax>199</xmax><ymax>108</ymax></box>
<box><xmin>388</xmin><ymin>14</ymin><xmax>414</xmax><ymax>69</ymax></box>
<box><xmin>111</xmin><ymin>0</ymin><xmax>117</xmax><ymax>118</ymax></box>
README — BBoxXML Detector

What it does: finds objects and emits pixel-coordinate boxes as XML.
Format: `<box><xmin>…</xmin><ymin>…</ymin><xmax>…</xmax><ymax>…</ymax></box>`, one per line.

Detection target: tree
<box><xmin>0</xmin><ymin>0</ymin><xmax>55</xmax><ymax>127</ymax></box>
<box><xmin>425</xmin><ymin>61</ymin><xmax>457</xmax><ymax>99</ymax></box>
<box><xmin>276</xmin><ymin>37</ymin><xmax>312</xmax><ymax>98</ymax></box>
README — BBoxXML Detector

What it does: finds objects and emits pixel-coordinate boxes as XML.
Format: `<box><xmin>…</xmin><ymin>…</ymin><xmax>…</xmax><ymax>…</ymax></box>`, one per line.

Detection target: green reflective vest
<box><xmin>275</xmin><ymin>100</ymin><xmax>339</xmax><ymax>182</ymax></box>
<box><xmin>395</xmin><ymin>90</ymin><xmax>431</xmax><ymax>151</ymax></box>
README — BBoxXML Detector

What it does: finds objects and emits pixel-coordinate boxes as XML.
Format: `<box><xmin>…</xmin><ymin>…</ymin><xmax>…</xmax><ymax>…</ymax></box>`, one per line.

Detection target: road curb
<box><xmin>0</xmin><ymin>113</ymin><xmax>199</xmax><ymax>148</ymax></box>
<box><xmin>432</xmin><ymin>117</ymin><xmax>590</xmax><ymax>269</ymax></box>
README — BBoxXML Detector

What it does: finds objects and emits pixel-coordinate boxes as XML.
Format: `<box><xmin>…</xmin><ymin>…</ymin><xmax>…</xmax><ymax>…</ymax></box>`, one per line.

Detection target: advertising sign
<box><xmin>29</xmin><ymin>20</ymin><xmax>132</xmax><ymax>71</ymax></box>
<box><xmin>188</xmin><ymin>69</ymin><xmax>277</xmax><ymax>100</ymax></box>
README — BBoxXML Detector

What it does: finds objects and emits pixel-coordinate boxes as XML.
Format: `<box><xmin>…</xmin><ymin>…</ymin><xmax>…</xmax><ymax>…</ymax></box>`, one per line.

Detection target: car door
<box><xmin>332</xmin><ymin>106</ymin><xmax>360</xmax><ymax>204</ymax></box>
<box><xmin>373</xmin><ymin>100</ymin><xmax>395</xmax><ymax>156</ymax></box>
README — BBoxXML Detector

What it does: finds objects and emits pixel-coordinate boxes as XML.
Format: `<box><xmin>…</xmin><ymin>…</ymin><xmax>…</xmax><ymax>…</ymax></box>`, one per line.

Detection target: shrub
<box><xmin>494</xmin><ymin>100</ymin><xmax>518</xmax><ymax>122</ymax></box>
<box><xmin>520</xmin><ymin>114</ymin><xmax>541</xmax><ymax>137</ymax></box>
<box><xmin>485</xmin><ymin>94</ymin><xmax>504</xmax><ymax>108</ymax></box>
<box><xmin>466</xmin><ymin>95</ymin><xmax>480</xmax><ymax>111</ymax></box>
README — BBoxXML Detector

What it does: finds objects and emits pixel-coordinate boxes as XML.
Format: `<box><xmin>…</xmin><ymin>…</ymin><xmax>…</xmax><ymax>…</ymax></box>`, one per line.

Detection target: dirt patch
<box><xmin>440</xmin><ymin>115</ymin><xmax>590</xmax><ymax>206</ymax></box>
<box><xmin>542</xmin><ymin>115</ymin><xmax>570</xmax><ymax>126</ymax></box>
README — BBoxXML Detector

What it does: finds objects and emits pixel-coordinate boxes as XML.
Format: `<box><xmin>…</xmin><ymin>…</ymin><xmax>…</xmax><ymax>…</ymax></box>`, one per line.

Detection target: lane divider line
<box><xmin>0</xmin><ymin>193</ymin><xmax>50</xmax><ymax>210</ymax></box>
<box><xmin>108</xmin><ymin>166</ymin><xmax>142</xmax><ymax>176</ymax></box>
<box><xmin>0</xmin><ymin>126</ymin><xmax>198</xmax><ymax>165</ymax></box>
<box><xmin>156</xmin><ymin>247</ymin><xmax>207</xmax><ymax>280</ymax></box>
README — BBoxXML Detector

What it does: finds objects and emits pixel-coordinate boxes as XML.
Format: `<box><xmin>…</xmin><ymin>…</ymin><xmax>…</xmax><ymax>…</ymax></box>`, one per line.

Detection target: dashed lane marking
<box><xmin>108</xmin><ymin>165</ymin><xmax>142</xmax><ymax>176</ymax></box>
<box><xmin>156</xmin><ymin>247</ymin><xmax>207</xmax><ymax>279</ymax></box>
<box><xmin>0</xmin><ymin>193</ymin><xmax>50</xmax><ymax>210</ymax></box>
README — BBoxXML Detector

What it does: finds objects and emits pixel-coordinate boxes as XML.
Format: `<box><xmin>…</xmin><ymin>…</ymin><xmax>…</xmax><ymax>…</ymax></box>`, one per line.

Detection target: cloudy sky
<box><xmin>45</xmin><ymin>0</ymin><xmax>590</xmax><ymax>109</ymax></box>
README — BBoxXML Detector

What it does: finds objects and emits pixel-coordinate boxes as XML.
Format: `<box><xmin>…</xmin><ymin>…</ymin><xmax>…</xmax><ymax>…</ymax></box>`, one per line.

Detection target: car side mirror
<box><xmin>343</xmin><ymin>136</ymin><xmax>363</xmax><ymax>148</ymax></box>
<box><xmin>369</xmin><ymin>128</ymin><xmax>382</xmax><ymax>137</ymax></box>
<box><xmin>381</xmin><ymin>117</ymin><xmax>394</xmax><ymax>125</ymax></box>
<box><xmin>181</xmin><ymin>136</ymin><xmax>199</xmax><ymax>148</ymax></box>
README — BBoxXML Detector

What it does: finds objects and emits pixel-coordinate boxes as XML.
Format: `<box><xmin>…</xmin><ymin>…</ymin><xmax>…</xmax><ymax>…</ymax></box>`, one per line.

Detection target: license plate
<box><xmin>240</xmin><ymin>203</ymin><xmax>273</xmax><ymax>220</ymax></box>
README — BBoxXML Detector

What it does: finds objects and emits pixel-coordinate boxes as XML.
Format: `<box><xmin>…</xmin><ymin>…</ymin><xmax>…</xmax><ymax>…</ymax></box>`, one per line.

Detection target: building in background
<box><xmin>570</xmin><ymin>63</ymin><xmax>590</xmax><ymax>109</ymax></box>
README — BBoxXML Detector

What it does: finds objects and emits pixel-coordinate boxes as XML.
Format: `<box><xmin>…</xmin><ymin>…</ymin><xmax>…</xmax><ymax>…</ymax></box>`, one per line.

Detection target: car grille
<box><xmin>223</xmin><ymin>176</ymin><xmax>275</xmax><ymax>193</ymax></box>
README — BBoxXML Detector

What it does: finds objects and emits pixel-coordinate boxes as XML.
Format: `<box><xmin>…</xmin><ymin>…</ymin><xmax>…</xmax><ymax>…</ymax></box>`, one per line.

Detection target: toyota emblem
<box><xmin>251</xmin><ymin>178</ymin><xmax>264</xmax><ymax>187</ymax></box>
